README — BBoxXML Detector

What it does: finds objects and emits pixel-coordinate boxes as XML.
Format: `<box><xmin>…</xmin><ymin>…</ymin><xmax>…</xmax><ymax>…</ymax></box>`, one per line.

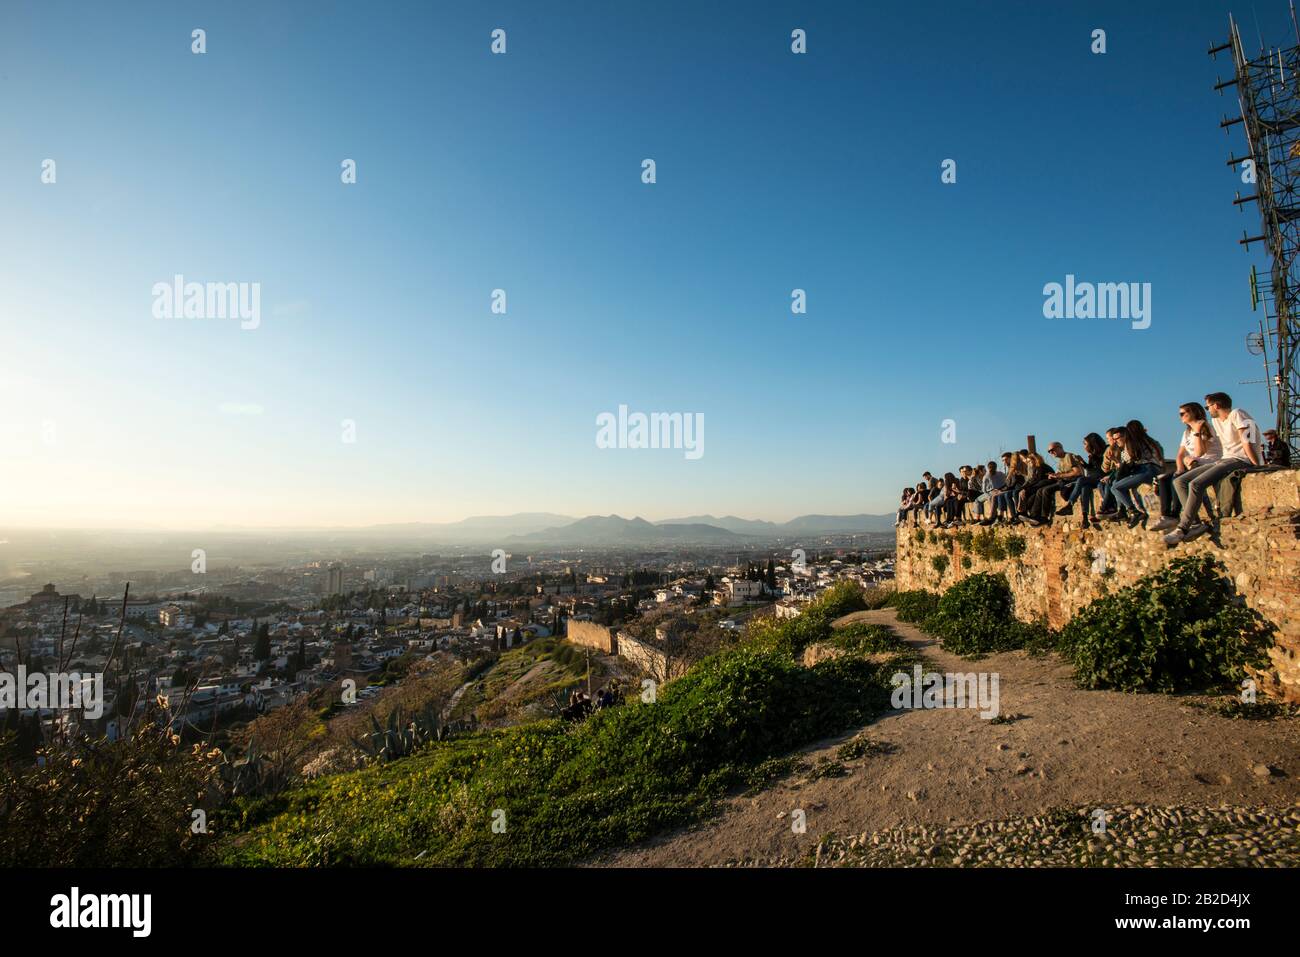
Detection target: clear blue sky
<box><xmin>0</xmin><ymin>0</ymin><xmax>1282</xmax><ymax>528</ymax></box>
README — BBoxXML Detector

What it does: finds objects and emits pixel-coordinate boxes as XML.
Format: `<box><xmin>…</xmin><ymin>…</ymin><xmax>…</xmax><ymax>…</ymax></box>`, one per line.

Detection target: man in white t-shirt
<box><xmin>1165</xmin><ymin>392</ymin><xmax>1263</xmax><ymax>547</ymax></box>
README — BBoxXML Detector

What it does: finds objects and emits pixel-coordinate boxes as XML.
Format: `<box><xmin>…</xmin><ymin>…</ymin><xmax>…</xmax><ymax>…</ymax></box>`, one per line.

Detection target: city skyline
<box><xmin>2</xmin><ymin>0</ymin><xmax>1279</xmax><ymax>529</ymax></box>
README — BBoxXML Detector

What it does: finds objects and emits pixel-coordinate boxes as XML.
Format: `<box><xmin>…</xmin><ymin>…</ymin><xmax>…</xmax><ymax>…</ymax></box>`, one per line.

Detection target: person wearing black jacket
<box><xmin>1057</xmin><ymin>433</ymin><xmax>1107</xmax><ymax>528</ymax></box>
<box><xmin>1264</xmin><ymin>430</ymin><xmax>1292</xmax><ymax>468</ymax></box>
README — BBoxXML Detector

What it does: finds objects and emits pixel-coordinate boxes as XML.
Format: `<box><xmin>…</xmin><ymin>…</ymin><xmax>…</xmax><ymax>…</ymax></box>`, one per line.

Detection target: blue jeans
<box><xmin>1068</xmin><ymin>474</ymin><xmax>1102</xmax><ymax>517</ymax></box>
<box><xmin>1111</xmin><ymin>464</ymin><xmax>1161</xmax><ymax>512</ymax></box>
<box><xmin>1173</xmin><ymin>459</ymin><xmax>1257</xmax><ymax>529</ymax></box>
<box><xmin>1097</xmin><ymin>476</ymin><xmax>1118</xmax><ymax>512</ymax></box>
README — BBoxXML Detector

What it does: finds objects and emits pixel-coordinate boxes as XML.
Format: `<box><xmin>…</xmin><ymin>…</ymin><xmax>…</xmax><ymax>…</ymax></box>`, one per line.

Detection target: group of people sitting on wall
<box><xmin>895</xmin><ymin>392</ymin><xmax>1292</xmax><ymax>548</ymax></box>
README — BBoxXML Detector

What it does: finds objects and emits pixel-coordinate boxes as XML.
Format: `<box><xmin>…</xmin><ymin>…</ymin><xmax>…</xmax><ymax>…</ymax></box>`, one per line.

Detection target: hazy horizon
<box><xmin>0</xmin><ymin>507</ymin><xmax>896</xmax><ymax>535</ymax></box>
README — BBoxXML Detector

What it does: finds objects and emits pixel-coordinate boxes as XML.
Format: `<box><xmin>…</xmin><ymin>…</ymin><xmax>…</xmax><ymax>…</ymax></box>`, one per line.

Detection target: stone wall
<box><xmin>565</xmin><ymin>619</ymin><xmax>616</xmax><ymax>655</ymax></box>
<box><xmin>894</xmin><ymin>470</ymin><xmax>1300</xmax><ymax>702</ymax></box>
<box><xmin>614</xmin><ymin>631</ymin><xmax>690</xmax><ymax>683</ymax></box>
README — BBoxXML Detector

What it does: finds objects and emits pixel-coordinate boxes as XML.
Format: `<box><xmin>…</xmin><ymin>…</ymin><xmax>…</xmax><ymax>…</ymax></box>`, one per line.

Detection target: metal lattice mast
<box><xmin>1211</xmin><ymin>10</ymin><xmax>1300</xmax><ymax>456</ymax></box>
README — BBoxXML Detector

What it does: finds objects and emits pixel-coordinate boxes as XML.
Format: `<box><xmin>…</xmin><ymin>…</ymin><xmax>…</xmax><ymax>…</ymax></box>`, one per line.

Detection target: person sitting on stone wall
<box><xmin>1150</xmin><ymin>402</ymin><xmax>1220</xmax><ymax>533</ymax></box>
<box><xmin>1024</xmin><ymin>441</ymin><xmax>1085</xmax><ymax>526</ymax></box>
<box><xmin>1263</xmin><ymin>429</ymin><xmax>1292</xmax><ymax>469</ymax></box>
<box><xmin>1165</xmin><ymin>392</ymin><xmax>1265</xmax><ymax>547</ymax></box>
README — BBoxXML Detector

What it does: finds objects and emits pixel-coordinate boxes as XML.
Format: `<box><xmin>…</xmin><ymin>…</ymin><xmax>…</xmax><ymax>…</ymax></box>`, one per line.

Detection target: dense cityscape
<box><xmin>0</xmin><ymin>524</ymin><xmax>895</xmax><ymax>756</ymax></box>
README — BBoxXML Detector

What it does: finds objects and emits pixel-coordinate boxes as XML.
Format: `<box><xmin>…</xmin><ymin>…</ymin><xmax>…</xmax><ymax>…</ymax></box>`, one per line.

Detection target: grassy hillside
<box><xmin>217</xmin><ymin>582</ymin><xmax>909</xmax><ymax>866</ymax></box>
<box><xmin>448</xmin><ymin>636</ymin><xmax>602</xmax><ymax>725</ymax></box>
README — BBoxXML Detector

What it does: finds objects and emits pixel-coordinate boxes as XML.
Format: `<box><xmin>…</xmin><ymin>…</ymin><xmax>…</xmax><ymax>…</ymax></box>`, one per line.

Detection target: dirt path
<box><xmin>591</xmin><ymin>608</ymin><xmax>1300</xmax><ymax>867</ymax></box>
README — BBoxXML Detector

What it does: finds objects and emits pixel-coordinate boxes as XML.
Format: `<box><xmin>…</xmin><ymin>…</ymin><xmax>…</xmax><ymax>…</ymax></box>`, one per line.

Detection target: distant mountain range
<box><xmin>300</xmin><ymin>511</ymin><xmax>896</xmax><ymax>545</ymax></box>
<box><xmin>508</xmin><ymin>516</ymin><xmax>740</xmax><ymax>545</ymax></box>
<box><xmin>362</xmin><ymin>513</ymin><xmax>575</xmax><ymax>541</ymax></box>
<box><xmin>655</xmin><ymin>514</ymin><xmax>897</xmax><ymax>535</ymax></box>
<box><xmin>499</xmin><ymin>512</ymin><xmax>897</xmax><ymax>546</ymax></box>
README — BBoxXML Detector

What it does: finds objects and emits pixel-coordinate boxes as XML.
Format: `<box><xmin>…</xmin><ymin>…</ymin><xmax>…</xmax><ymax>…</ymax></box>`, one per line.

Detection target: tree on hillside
<box><xmin>253</xmin><ymin>623</ymin><xmax>271</xmax><ymax>661</ymax></box>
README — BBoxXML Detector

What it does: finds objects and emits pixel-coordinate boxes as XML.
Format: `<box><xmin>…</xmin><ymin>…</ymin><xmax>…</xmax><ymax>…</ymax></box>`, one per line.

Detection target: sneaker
<box><xmin>1184</xmin><ymin>522</ymin><xmax>1211</xmax><ymax>542</ymax></box>
<box><xmin>1025</xmin><ymin>517</ymin><xmax>1044</xmax><ymax>527</ymax></box>
<box><xmin>1055</xmin><ymin>505</ymin><xmax>1073</xmax><ymax>516</ymax></box>
<box><xmin>1080</xmin><ymin>516</ymin><xmax>1091</xmax><ymax>530</ymax></box>
<box><xmin>1163</xmin><ymin>527</ymin><xmax>1187</xmax><ymax>547</ymax></box>
<box><xmin>1148</xmin><ymin>517</ymin><xmax>1177</xmax><ymax>532</ymax></box>
<box><xmin>1126</xmin><ymin>512</ymin><xmax>1144</xmax><ymax>529</ymax></box>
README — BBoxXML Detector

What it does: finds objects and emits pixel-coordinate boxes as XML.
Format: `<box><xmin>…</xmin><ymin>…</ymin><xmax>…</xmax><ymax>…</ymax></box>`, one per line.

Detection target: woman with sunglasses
<box><xmin>1150</xmin><ymin>403</ymin><xmax>1220</xmax><ymax>532</ymax></box>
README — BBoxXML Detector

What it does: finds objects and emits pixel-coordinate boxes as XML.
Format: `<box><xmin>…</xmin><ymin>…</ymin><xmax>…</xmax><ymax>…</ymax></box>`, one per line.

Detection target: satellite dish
<box><xmin>1247</xmin><ymin>331</ymin><xmax>1266</xmax><ymax>354</ymax></box>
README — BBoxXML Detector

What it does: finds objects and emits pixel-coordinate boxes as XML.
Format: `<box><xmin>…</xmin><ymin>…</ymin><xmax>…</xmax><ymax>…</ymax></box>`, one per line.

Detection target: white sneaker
<box><xmin>1163</xmin><ymin>527</ymin><xmax>1187</xmax><ymax>547</ymax></box>
<box><xmin>1149</xmin><ymin>517</ymin><xmax>1178</xmax><ymax>532</ymax></box>
<box><xmin>1184</xmin><ymin>522</ymin><xmax>1211</xmax><ymax>541</ymax></box>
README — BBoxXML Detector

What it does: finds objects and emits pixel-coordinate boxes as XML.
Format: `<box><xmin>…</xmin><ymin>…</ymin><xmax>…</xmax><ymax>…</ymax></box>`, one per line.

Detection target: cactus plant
<box><xmin>350</xmin><ymin>703</ymin><xmax>446</xmax><ymax>763</ymax></box>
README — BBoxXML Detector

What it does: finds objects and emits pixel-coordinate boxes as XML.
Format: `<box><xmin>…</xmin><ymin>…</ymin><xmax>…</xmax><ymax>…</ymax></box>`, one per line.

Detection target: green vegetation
<box><xmin>1056</xmin><ymin>556</ymin><xmax>1275</xmax><ymax>693</ymax></box>
<box><xmin>930</xmin><ymin>554</ymin><xmax>950</xmax><ymax>576</ymax></box>
<box><xmin>895</xmin><ymin>556</ymin><xmax>1273</xmax><ymax>697</ymax></box>
<box><xmin>1195</xmin><ymin>697</ymin><xmax>1299</xmax><ymax>720</ymax></box>
<box><xmin>836</xmin><ymin>734</ymin><xmax>897</xmax><ymax>761</ymax></box>
<box><xmin>449</xmin><ymin>636</ymin><xmax>591</xmax><ymax>724</ymax></box>
<box><xmin>860</xmin><ymin>584</ymin><xmax>895</xmax><ymax>610</ymax></box>
<box><xmin>351</xmin><ymin>703</ymin><xmax>445</xmax><ymax>763</ymax></box>
<box><xmin>969</xmin><ymin>528</ymin><xmax>1007</xmax><ymax>561</ymax></box>
<box><xmin>884</xmin><ymin>589</ymin><xmax>939</xmax><ymax>624</ymax></box>
<box><xmin>828</xmin><ymin>622</ymin><xmax>902</xmax><ymax>656</ymax></box>
<box><xmin>217</xmin><ymin>583</ymin><xmax>909</xmax><ymax>867</ymax></box>
<box><xmin>925</xmin><ymin>572</ymin><xmax>1039</xmax><ymax>656</ymax></box>
<box><xmin>741</xmin><ymin>755</ymin><xmax>801</xmax><ymax>792</ymax></box>
<box><xmin>0</xmin><ymin>723</ymin><xmax>216</xmax><ymax>867</ymax></box>
<box><xmin>807</xmin><ymin>756</ymin><xmax>848</xmax><ymax>779</ymax></box>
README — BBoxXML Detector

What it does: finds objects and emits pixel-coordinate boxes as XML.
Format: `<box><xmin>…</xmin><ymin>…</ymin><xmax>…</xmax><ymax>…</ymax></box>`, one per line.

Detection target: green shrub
<box><xmin>961</xmin><ymin>555</ymin><xmax>973</xmax><ymax>570</ymax></box>
<box><xmin>913</xmin><ymin>527</ymin><xmax>926</xmax><ymax>543</ymax></box>
<box><xmin>861</xmin><ymin>584</ymin><xmax>895</xmax><ymax>610</ymax></box>
<box><xmin>1057</xmin><ymin>556</ymin><xmax>1274</xmax><ymax>693</ymax></box>
<box><xmin>955</xmin><ymin>530</ymin><xmax>974</xmax><ymax>550</ymax></box>
<box><xmin>830</xmin><ymin>622</ymin><xmax>905</xmax><ymax>656</ymax></box>
<box><xmin>749</xmin><ymin>581</ymin><xmax>867</xmax><ymax>658</ymax></box>
<box><xmin>926</xmin><ymin>572</ymin><xmax>1027</xmax><ymax>656</ymax></box>
<box><xmin>970</xmin><ymin>529</ymin><xmax>1007</xmax><ymax>561</ymax></box>
<box><xmin>1005</xmin><ymin>535</ymin><xmax>1027</xmax><ymax>558</ymax></box>
<box><xmin>931</xmin><ymin>554</ymin><xmax>950</xmax><ymax>576</ymax></box>
<box><xmin>885</xmin><ymin>589</ymin><xmax>940</xmax><ymax>624</ymax></box>
<box><xmin>1020</xmin><ymin>618</ymin><xmax>1059</xmax><ymax>656</ymax></box>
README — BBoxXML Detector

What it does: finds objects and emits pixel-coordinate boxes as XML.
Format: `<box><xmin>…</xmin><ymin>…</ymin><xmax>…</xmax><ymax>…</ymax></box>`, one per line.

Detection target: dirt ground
<box><xmin>591</xmin><ymin>608</ymin><xmax>1300</xmax><ymax>867</ymax></box>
